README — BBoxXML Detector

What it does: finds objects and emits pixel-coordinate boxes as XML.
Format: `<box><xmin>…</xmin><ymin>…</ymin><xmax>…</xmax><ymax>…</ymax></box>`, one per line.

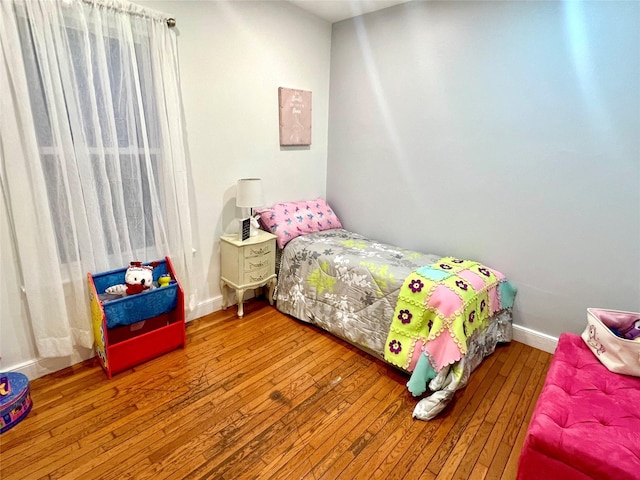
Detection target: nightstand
<box><xmin>220</xmin><ymin>230</ymin><xmax>277</xmax><ymax>317</ymax></box>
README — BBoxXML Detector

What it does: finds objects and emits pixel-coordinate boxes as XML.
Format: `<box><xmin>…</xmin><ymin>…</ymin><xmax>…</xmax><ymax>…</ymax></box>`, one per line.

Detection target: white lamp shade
<box><xmin>236</xmin><ymin>178</ymin><xmax>264</xmax><ymax>208</ymax></box>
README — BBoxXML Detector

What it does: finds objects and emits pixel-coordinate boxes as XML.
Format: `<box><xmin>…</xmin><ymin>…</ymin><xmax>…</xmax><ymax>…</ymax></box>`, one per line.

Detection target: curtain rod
<box><xmin>79</xmin><ymin>0</ymin><xmax>176</xmax><ymax>28</ymax></box>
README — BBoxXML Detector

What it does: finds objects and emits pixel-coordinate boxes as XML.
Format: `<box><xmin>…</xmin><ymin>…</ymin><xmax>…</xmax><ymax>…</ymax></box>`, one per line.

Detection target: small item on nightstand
<box><xmin>240</xmin><ymin>218</ymin><xmax>251</xmax><ymax>241</ymax></box>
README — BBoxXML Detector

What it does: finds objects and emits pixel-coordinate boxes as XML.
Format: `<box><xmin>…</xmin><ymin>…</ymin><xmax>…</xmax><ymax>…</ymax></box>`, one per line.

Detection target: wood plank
<box><xmin>501</xmin><ymin>350</ymin><xmax>553</xmax><ymax>479</ymax></box>
<box><xmin>433</xmin><ymin>367</ymin><xmax>507</xmax><ymax>479</ymax></box>
<box><xmin>263</xmin><ymin>368</ymin><xmax>400</xmax><ymax>480</ymax></box>
<box><xmin>383</xmin><ymin>344</ymin><xmax>504</xmax><ymax>480</ymax></box>
<box><xmin>24</xmin><ymin>316</ymin><xmax>316</xmax><ymax>473</ymax></box>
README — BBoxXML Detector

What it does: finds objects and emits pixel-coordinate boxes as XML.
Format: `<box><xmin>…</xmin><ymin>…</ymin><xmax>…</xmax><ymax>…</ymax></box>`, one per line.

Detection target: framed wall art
<box><xmin>278</xmin><ymin>87</ymin><xmax>311</xmax><ymax>146</ymax></box>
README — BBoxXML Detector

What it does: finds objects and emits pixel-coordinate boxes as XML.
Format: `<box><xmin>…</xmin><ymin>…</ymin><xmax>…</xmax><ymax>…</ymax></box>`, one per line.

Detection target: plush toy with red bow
<box><xmin>106</xmin><ymin>262</ymin><xmax>155</xmax><ymax>296</ymax></box>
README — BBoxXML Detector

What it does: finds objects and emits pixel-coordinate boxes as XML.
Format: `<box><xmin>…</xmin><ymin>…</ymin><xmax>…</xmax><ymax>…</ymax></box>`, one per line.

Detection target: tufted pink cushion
<box><xmin>255</xmin><ymin>198</ymin><xmax>343</xmax><ymax>249</ymax></box>
<box><xmin>518</xmin><ymin>333</ymin><xmax>640</xmax><ymax>480</ymax></box>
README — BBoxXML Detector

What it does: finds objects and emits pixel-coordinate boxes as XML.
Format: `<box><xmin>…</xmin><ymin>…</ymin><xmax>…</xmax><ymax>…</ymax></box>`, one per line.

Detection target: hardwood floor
<box><xmin>0</xmin><ymin>300</ymin><xmax>552</xmax><ymax>480</ymax></box>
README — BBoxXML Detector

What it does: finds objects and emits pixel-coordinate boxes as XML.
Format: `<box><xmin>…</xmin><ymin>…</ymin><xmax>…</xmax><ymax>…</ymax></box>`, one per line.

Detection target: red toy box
<box><xmin>88</xmin><ymin>257</ymin><xmax>185</xmax><ymax>378</ymax></box>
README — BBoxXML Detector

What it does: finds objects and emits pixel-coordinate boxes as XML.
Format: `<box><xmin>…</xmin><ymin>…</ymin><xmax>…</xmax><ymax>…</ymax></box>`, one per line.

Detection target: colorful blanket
<box><xmin>384</xmin><ymin>257</ymin><xmax>516</xmax><ymax>396</ymax></box>
<box><xmin>276</xmin><ymin>230</ymin><xmax>514</xmax><ymax>420</ymax></box>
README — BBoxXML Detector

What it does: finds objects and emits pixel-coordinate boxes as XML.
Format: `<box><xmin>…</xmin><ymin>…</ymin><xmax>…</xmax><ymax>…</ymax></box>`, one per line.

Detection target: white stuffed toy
<box><xmin>106</xmin><ymin>262</ymin><xmax>155</xmax><ymax>296</ymax></box>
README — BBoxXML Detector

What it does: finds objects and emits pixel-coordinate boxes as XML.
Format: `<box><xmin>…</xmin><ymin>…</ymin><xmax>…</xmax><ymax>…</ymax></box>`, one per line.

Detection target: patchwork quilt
<box><xmin>384</xmin><ymin>258</ymin><xmax>517</xmax><ymax>396</ymax></box>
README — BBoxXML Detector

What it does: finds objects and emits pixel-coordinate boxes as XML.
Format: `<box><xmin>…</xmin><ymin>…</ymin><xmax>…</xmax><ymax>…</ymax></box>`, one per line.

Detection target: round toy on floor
<box><xmin>0</xmin><ymin>372</ymin><xmax>33</xmax><ymax>434</ymax></box>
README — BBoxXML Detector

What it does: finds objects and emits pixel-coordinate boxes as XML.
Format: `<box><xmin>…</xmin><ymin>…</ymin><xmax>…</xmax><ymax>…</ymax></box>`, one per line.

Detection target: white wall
<box><xmin>0</xmin><ymin>0</ymin><xmax>331</xmax><ymax>378</ymax></box>
<box><xmin>138</xmin><ymin>0</ymin><xmax>332</xmax><ymax>318</ymax></box>
<box><xmin>327</xmin><ymin>0</ymin><xmax>640</xmax><ymax>341</ymax></box>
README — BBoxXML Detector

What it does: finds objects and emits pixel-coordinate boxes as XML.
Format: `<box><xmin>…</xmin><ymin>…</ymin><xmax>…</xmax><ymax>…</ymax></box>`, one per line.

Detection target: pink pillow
<box><xmin>256</xmin><ymin>198</ymin><xmax>343</xmax><ymax>248</ymax></box>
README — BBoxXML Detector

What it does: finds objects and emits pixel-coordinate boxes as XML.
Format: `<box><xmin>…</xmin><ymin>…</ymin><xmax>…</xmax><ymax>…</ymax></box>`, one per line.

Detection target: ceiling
<box><xmin>287</xmin><ymin>0</ymin><xmax>411</xmax><ymax>23</ymax></box>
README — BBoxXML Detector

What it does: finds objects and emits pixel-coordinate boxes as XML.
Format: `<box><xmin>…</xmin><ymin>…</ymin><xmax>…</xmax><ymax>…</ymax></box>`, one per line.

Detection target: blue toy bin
<box><xmin>91</xmin><ymin>260</ymin><xmax>178</xmax><ymax>329</ymax></box>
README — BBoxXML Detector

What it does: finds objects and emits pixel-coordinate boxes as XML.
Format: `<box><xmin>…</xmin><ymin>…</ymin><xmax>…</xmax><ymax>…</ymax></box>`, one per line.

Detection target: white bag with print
<box><xmin>581</xmin><ymin>308</ymin><xmax>640</xmax><ymax>377</ymax></box>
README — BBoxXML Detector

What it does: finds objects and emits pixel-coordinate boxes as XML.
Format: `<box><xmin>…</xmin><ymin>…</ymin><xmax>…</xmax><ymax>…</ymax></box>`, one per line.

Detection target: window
<box><xmin>17</xmin><ymin>15</ymin><xmax>163</xmax><ymax>264</ymax></box>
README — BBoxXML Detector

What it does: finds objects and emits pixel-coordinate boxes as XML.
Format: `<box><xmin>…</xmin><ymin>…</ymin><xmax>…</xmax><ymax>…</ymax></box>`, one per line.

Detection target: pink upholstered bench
<box><xmin>518</xmin><ymin>332</ymin><xmax>640</xmax><ymax>480</ymax></box>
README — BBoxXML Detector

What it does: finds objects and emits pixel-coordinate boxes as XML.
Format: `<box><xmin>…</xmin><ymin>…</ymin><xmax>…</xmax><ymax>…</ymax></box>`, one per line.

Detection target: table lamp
<box><xmin>236</xmin><ymin>178</ymin><xmax>264</xmax><ymax>239</ymax></box>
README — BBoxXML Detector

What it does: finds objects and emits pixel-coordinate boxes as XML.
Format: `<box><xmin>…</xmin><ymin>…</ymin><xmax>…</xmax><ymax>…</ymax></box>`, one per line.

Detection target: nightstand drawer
<box><xmin>242</xmin><ymin>266</ymin><xmax>273</xmax><ymax>284</ymax></box>
<box><xmin>244</xmin><ymin>243</ymin><xmax>273</xmax><ymax>259</ymax></box>
<box><xmin>244</xmin><ymin>256</ymin><xmax>271</xmax><ymax>272</ymax></box>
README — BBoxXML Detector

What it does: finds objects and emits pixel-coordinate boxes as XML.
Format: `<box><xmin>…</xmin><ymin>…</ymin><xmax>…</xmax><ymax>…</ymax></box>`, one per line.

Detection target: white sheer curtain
<box><xmin>0</xmin><ymin>0</ymin><xmax>199</xmax><ymax>358</ymax></box>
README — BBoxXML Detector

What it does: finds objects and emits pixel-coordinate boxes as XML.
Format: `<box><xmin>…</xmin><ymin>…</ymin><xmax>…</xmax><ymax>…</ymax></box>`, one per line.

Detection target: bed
<box><xmin>257</xmin><ymin>199</ymin><xmax>515</xmax><ymax>420</ymax></box>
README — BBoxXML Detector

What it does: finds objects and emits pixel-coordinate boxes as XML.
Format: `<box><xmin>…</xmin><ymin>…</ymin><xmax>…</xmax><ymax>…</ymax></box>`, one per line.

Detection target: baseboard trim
<box><xmin>9</xmin><ymin>351</ymin><xmax>92</xmax><ymax>381</ymax></box>
<box><xmin>189</xmin><ymin>292</ymin><xmax>261</xmax><ymax>321</ymax></box>
<box><xmin>512</xmin><ymin>324</ymin><xmax>558</xmax><ymax>354</ymax></box>
<box><xmin>189</xmin><ymin>295</ymin><xmax>223</xmax><ymax>321</ymax></box>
